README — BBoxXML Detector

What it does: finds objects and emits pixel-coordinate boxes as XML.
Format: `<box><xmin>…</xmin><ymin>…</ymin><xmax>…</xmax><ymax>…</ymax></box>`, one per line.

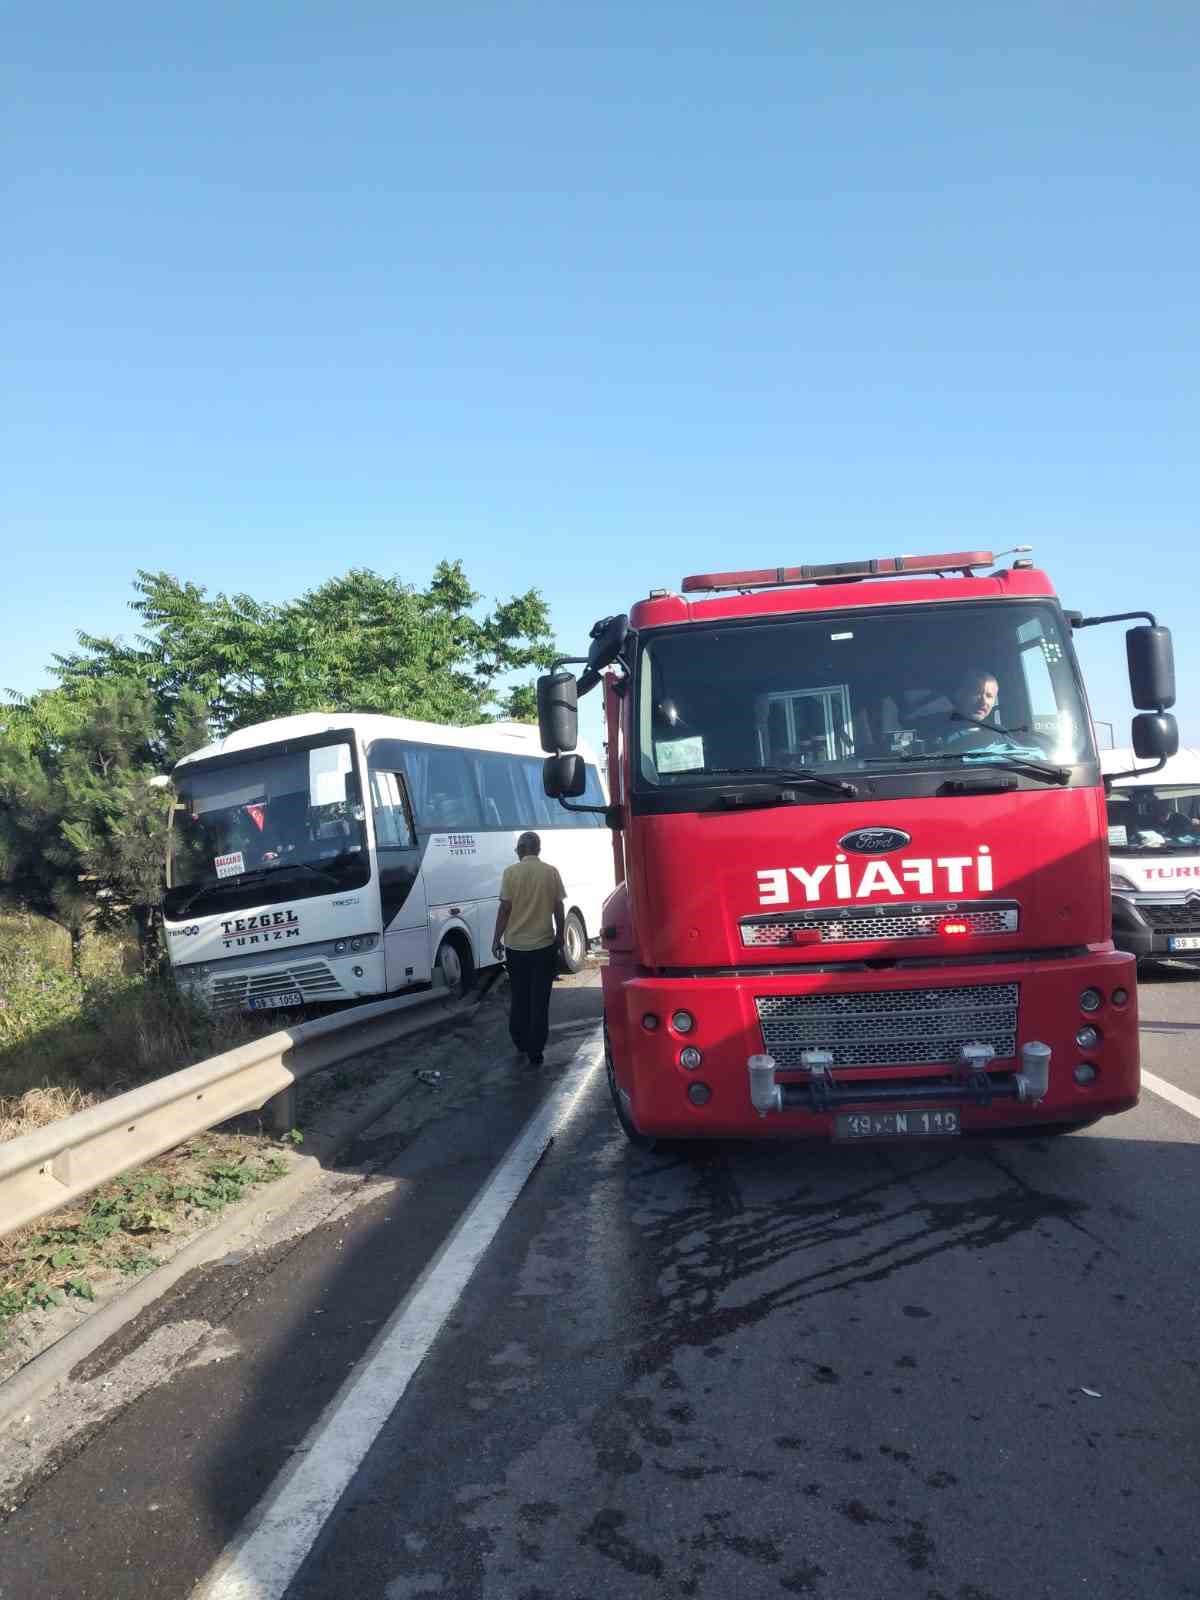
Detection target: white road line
<box><xmin>1141</xmin><ymin>1069</ymin><xmax>1200</xmax><ymax>1123</ymax></box>
<box><xmin>193</xmin><ymin>1027</ymin><xmax>605</xmax><ymax>1600</ymax></box>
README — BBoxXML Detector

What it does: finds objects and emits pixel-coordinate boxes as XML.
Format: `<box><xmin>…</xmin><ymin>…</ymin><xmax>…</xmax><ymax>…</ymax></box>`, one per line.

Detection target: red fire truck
<box><xmin>538</xmin><ymin>550</ymin><xmax>1177</xmax><ymax>1145</ymax></box>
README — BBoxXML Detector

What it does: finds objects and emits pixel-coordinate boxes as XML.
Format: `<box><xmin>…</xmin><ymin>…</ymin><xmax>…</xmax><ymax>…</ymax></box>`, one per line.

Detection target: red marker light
<box><xmin>940</xmin><ymin>919</ymin><xmax>970</xmax><ymax>936</ymax></box>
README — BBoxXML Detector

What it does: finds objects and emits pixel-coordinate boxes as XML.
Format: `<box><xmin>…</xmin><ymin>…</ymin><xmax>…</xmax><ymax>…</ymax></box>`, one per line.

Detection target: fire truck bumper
<box><xmin>604</xmin><ymin>949</ymin><xmax>1138</xmax><ymax>1140</ymax></box>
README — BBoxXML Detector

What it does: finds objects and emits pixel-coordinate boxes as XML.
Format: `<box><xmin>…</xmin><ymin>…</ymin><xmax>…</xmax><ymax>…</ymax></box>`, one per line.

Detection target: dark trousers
<box><xmin>506</xmin><ymin>943</ymin><xmax>557</xmax><ymax>1059</ymax></box>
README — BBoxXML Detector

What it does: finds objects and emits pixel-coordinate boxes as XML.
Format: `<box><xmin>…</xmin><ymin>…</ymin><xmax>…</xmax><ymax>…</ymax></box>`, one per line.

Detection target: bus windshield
<box><xmin>1107</xmin><ymin>784</ymin><xmax>1200</xmax><ymax>854</ymax></box>
<box><xmin>635</xmin><ymin>600</ymin><xmax>1092</xmax><ymax>790</ymax></box>
<box><xmin>165</xmin><ymin>734</ymin><xmax>370</xmax><ymax>919</ymax></box>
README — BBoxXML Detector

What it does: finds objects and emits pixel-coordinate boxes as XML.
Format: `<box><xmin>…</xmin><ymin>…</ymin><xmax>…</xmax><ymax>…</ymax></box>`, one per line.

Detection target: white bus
<box><xmin>163</xmin><ymin>712</ymin><xmax>614</xmax><ymax>1011</ymax></box>
<box><xmin>1103</xmin><ymin>746</ymin><xmax>1200</xmax><ymax>967</ymax></box>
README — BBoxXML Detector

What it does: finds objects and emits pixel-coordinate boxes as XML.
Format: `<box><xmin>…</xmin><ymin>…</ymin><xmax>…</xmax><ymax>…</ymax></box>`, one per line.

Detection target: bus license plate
<box><xmin>246</xmin><ymin>990</ymin><xmax>304</xmax><ymax>1011</ymax></box>
<box><xmin>1168</xmin><ymin>936</ymin><xmax>1200</xmax><ymax>951</ymax></box>
<box><xmin>835</xmin><ymin>1109</ymin><xmax>960</xmax><ymax>1141</ymax></box>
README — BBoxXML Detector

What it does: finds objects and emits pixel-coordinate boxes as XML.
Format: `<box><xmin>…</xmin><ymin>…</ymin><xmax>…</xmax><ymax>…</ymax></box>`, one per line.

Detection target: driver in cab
<box><xmin>932</xmin><ymin>668</ymin><xmax>1007</xmax><ymax>752</ymax></box>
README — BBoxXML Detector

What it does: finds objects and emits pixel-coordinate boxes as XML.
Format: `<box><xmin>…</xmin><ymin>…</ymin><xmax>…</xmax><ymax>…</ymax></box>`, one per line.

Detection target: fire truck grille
<box><xmin>755</xmin><ymin>982</ymin><xmax>1020</xmax><ymax>1069</ymax></box>
<box><xmin>1140</xmin><ymin>901</ymin><xmax>1200</xmax><ymax>931</ymax></box>
<box><xmin>741</xmin><ymin>902</ymin><xmax>1019</xmax><ymax>947</ymax></box>
<box><xmin>210</xmin><ymin>961</ymin><xmax>344</xmax><ymax>1010</ymax></box>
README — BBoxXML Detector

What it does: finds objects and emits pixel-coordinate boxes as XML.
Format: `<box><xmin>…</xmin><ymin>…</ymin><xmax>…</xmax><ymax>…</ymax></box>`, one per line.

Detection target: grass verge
<box><xmin>0</xmin><ymin>908</ymin><xmax>272</xmax><ymax>1140</ymax></box>
<box><xmin>0</xmin><ymin>1133</ymin><xmax>288</xmax><ymax>1338</ymax></box>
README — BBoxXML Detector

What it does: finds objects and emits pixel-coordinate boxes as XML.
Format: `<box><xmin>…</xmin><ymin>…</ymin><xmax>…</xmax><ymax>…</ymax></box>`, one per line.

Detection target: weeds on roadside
<box><xmin>0</xmin><ymin>911</ymin><xmax>270</xmax><ymax>1133</ymax></box>
<box><xmin>0</xmin><ymin>1139</ymin><xmax>288</xmax><ymax>1334</ymax></box>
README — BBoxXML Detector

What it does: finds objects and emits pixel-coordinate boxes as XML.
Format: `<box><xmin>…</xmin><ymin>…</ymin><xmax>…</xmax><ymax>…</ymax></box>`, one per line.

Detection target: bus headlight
<box><xmin>334</xmin><ymin>940</ymin><xmax>348</xmax><ymax>954</ymax></box>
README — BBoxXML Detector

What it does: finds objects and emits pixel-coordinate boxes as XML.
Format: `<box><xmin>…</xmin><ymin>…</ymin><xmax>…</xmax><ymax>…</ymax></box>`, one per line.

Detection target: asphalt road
<box><xmin>2</xmin><ymin>962</ymin><xmax>1199</xmax><ymax>1600</ymax></box>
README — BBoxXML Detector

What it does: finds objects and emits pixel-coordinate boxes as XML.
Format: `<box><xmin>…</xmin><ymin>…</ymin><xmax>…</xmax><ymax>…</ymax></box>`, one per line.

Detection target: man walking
<box><xmin>492</xmin><ymin>831</ymin><xmax>566</xmax><ymax>1067</ymax></box>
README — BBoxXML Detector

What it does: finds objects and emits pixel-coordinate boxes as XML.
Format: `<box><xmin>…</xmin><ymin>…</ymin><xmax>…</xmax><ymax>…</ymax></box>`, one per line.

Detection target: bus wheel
<box><xmin>605</xmin><ymin>1017</ymin><xmax>656</xmax><ymax>1150</ymax></box>
<box><xmin>559</xmin><ymin>910</ymin><xmax>588</xmax><ymax>974</ymax></box>
<box><xmin>436</xmin><ymin>935</ymin><xmax>474</xmax><ymax>999</ymax></box>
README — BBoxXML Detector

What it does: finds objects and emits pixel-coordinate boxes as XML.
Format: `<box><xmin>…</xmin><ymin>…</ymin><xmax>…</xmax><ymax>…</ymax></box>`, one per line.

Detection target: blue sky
<box><xmin>6</xmin><ymin>2</ymin><xmax>1197</xmax><ymax>752</ymax></box>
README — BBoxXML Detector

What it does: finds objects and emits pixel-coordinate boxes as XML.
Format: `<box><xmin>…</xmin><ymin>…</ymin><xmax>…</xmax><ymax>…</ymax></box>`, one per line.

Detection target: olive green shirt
<box><xmin>500</xmin><ymin>857</ymin><xmax>566</xmax><ymax>951</ymax></box>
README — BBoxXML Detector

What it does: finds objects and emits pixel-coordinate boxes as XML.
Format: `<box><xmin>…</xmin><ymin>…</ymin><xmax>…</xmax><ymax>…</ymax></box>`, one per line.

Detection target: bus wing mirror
<box><xmin>543</xmin><ymin>753</ymin><xmax>586</xmax><ymax>799</ymax></box>
<box><xmin>1126</xmin><ymin>625</ymin><xmax>1175</xmax><ymax>710</ymax></box>
<box><xmin>537</xmin><ymin>671</ymin><xmax>578</xmax><ymax>753</ymax></box>
<box><xmin>1132</xmin><ymin>712</ymin><xmax>1178</xmax><ymax>762</ymax></box>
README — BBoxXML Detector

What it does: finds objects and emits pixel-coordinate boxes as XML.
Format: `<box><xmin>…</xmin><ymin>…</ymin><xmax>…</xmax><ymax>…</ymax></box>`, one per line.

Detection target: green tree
<box><xmin>0</xmin><ymin>703</ymin><xmax>92</xmax><ymax>956</ymax></box>
<box><xmin>54</xmin><ymin>562</ymin><xmax>555</xmax><ymax>736</ymax></box>
<box><xmin>0</xmin><ymin>681</ymin><xmax>212</xmax><ymax>968</ymax></box>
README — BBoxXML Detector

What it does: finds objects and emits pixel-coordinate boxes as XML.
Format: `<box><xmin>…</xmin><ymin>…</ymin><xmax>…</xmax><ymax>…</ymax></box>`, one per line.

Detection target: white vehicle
<box><xmin>1103</xmin><ymin>746</ymin><xmax>1200</xmax><ymax>966</ymax></box>
<box><xmin>163</xmin><ymin>713</ymin><xmax>614</xmax><ymax>1010</ymax></box>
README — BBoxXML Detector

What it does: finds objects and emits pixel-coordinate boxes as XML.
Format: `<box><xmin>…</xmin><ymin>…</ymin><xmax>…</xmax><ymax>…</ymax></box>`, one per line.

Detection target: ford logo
<box><xmin>839</xmin><ymin>827</ymin><xmax>911</xmax><ymax>854</ymax></box>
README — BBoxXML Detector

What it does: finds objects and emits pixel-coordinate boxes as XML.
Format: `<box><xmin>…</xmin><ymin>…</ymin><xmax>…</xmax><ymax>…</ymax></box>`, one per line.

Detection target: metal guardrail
<box><xmin>0</xmin><ymin>982</ymin><xmax>467</xmax><ymax>1240</ymax></box>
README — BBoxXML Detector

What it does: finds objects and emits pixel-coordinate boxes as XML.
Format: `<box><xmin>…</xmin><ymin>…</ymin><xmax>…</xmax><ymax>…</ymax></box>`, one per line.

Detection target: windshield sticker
<box><xmin>1108</xmin><ymin>825</ymin><xmax>1128</xmax><ymax>847</ymax></box>
<box><xmin>214</xmin><ymin>851</ymin><xmax>245</xmax><ymax>879</ymax></box>
<box><xmin>757</xmin><ymin>849</ymin><xmax>994</xmax><ymax>907</ymax></box>
<box><xmin>656</xmin><ymin>736</ymin><xmax>705</xmax><ymax>772</ymax></box>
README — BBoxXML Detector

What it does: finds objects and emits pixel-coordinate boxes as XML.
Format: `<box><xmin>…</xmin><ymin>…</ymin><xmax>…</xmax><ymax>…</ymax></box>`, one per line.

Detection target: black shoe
<box><xmin>528</xmin><ymin>1053</ymin><xmax>544</xmax><ymax>1067</ymax></box>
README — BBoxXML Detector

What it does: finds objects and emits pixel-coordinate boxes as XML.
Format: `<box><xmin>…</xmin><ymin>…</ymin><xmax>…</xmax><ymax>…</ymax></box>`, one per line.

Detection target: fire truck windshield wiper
<box><xmin>703</xmin><ymin>766</ymin><xmax>859</xmax><ymax>797</ymax></box>
<box><xmin>863</xmin><ymin>752</ymin><xmax>1070</xmax><ymax>785</ymax></box>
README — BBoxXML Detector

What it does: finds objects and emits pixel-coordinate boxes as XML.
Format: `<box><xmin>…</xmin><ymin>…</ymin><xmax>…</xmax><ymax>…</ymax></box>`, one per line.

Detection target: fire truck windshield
<box><xmin>635</xmin><ymin>600</ymin><xmax>1092</xmax><ymax>789</ymax></box>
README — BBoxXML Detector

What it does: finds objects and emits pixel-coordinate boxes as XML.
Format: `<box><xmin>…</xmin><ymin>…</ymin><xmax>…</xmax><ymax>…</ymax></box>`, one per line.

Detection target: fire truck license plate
<box><xmin>247</xmin><ymin>990</ymin><xmax>304</xmax><ymax>1011</ymax></box>
<box><xmin>835</xmin><ymin>1110</ymin><xmax>960</xmax><ymax>1141</ymax></box>
<box><xmin>1168</xmin><ymin>936</ymin><xmax>1200</xmax><ymax>951</ymax></box>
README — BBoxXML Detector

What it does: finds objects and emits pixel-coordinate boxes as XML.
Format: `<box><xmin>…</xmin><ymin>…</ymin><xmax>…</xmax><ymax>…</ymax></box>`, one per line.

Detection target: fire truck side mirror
<box><xmin>1126</xmin><ymin>624</ymin><xmax>1175</xmax><ymax>711</ymax></box>
<box><xmin>577</xmin><ymin>613</ymin><xmax>630</xmax><ymax>696</ymax></box>
<box><xmin>537</xmin><ymin>671</ymin><xmax>579</xmax><ymax>754</ymax></box>
<box><xmin>1132</xmin><ymin>712</ymin><xmax>1178</xmax><ymax>762</ymax></box>
<box><xmin>543</xmin><ymin>753</ymin><xmax>586</xmax><ymax>799</ymax></box>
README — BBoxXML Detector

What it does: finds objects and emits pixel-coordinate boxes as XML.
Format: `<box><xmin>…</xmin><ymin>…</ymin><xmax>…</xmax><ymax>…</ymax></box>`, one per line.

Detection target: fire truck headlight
<box><xmin>679</xmin><ymin>1047</ymin><xmax>702</xmax><ymax>1070</ymax></box>
<box><xmin>687</xmin><ymin>1082</ymin><xmax>712</xmax><ymax>1106</ymax></box>
<box><xmin>1079</xmin><ymin>988</ymin><xmax>1103</xmax><ymax>1013</ymax></box>
<box><xmin>1075</xmin><ymin>1025</ymin><xmax>1101</xmax><ymax>1051</ymax></box>
<box><xmin>671</xmin><ymin>1010</ymin><xmax>695</xmax><ymax>1034</ymax></box>
<box><xmin>1074</xmin><ymin>1063</ymin><xmax>1098</xmax><ymax>1085</ymax></box>
<box><xmin>641</xmin><ymin>1013</ymin><xmax>659</xmax><ymax>1032</ymax></box>
<box><xmin>1112</xmin><ymin>987</ymin><xmax>1129</xmax><ymax>1006</ymax></box>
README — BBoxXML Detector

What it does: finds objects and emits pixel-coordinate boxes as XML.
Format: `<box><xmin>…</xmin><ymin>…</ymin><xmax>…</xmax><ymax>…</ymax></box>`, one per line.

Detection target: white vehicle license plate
<box><xmin>835</xmin><ymin>1109</ymin><xmax>960</xmax><ymax>1141</ymax></box>
<box><xmin>1168</xmin><ymin>936</ymin><xmax>1200</xmax><ymax>951</ymax></box>
<box><xmin>246</xmin><ymin>990</ymin><xmax>304</xmax><ymax>1011</ymax></box>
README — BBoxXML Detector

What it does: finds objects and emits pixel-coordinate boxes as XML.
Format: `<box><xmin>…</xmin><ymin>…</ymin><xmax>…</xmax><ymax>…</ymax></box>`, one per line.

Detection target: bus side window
<box><xmin>517</xmin><ymin>758</ymin><xmax>561</xmax><ymax>828</ymax></box>
<box><xmin>370</xmin><ymin>770</ymin><xmax>415</xmax><ymax>850</ymax></box>
<box><xmin>579</xmin><ymin>765</ymin><xmax>606</xmax><ymax>826</ymax></box>
<box><xmin>471</xmin><ymin>753</ymin><xmax>524</xmax><ymax>829</ymax></box>
<box><xmin>397</xmin><ymin>745</ymin><xmax>483</xmax><ymax>832</ymax></box>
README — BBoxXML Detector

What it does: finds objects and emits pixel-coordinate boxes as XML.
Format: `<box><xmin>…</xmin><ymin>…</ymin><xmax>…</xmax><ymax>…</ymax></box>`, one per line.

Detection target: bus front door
<box><xmin>371</xmin><ymin>769</ymin><xmax>433</xmax><ymax>990</ymax></box>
